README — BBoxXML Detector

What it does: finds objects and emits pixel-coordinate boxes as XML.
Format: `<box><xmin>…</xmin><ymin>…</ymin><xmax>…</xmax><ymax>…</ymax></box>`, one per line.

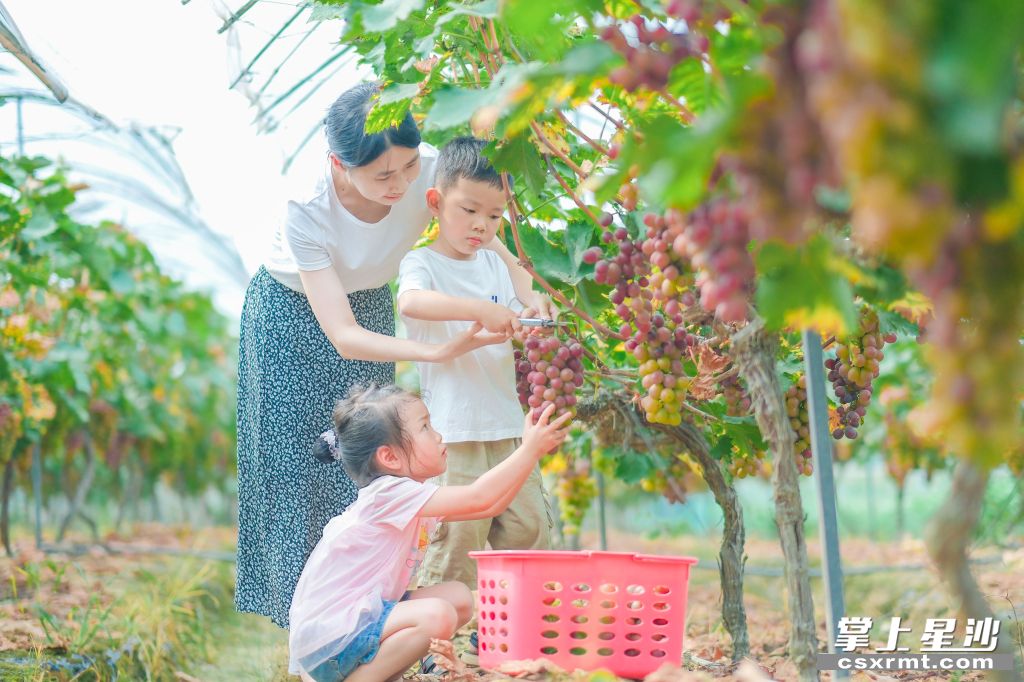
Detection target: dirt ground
<box><xmin>2</xmin><ymin>524</ymin><xmax>1021</xmax><ymax>681</ymax></box>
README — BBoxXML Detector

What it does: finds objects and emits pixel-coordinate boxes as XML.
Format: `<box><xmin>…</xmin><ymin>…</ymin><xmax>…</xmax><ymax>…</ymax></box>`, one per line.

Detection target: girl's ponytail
<box><xmin>312</xmin><ymin>429</ymin><xmax>339</xmax><ymax>464</ymax></box>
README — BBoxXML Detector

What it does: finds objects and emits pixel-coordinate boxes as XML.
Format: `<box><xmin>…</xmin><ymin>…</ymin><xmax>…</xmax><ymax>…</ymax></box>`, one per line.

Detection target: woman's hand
<box><xmin>521</xmin><ymin>403</ymin><xmax>572</xmax><ymax>457</ymax></box>
<box><xmin>424</xmin><ymin>322</ymin><xmax>508</xmax><ymax>363</ymax></box>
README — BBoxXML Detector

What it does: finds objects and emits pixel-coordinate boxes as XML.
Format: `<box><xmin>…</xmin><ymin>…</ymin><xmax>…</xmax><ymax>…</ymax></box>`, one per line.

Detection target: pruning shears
<box><xmin>518</xmin><ymin>318</ymin><xmax>570</xmax><ymax>328</ymax></box>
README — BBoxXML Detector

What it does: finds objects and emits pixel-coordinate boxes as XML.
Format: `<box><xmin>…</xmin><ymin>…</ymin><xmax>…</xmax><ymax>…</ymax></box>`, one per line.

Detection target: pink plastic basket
<box><xmin>470</xmin><ymin>550</ymin><xmax>698</xmax><ymax>680</ymax></box>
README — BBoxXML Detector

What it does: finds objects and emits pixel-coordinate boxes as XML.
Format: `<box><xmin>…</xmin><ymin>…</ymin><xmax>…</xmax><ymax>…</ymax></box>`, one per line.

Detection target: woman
<box><xmin>234</xmin><ymin>82</ymin><xmax>550</xmax><ymax>628</ymax></box>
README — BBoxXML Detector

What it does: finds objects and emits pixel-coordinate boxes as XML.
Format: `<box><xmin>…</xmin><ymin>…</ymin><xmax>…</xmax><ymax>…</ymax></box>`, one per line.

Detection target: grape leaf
<box><xmin>21</xmin><ymin>210</ymin><xmax>57</xmax><ymax>240</ymax></box>
<box><xmin>490</xmin><ymin>135</ymin><xmax>547</xmax><ymax>197</ymax></box>
<box><xmin>361</xmin><ymin>0</ymin><xmax>425</xmax><ymax>32</ymax></box>
<box><xmin>754</xmin><ymin>236</ymin><xmax>858</xmax><ymax>337</ymax></box>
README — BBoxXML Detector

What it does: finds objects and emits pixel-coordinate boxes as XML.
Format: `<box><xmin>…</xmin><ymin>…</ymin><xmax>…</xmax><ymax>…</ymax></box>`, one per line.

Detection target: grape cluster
<box><xmin>639</xmin><ymin>454</ymin><xmax>693</xmax><ymax>503</ymax></box>
<box><xmin>728</xmin><ymin>449</ymin><xmax>767</xmax><ymax>479</ymax></box>
<box><xmin>721</xmin><ymin>375</ymin><xmax>751</xmax><ymax>416</ymax></box>
<box><xmin>670</xmin><ymin>200</ymin><xmax>755</xmax><ymax>323</ymax></box>
<box><xmin>514</xmin><ymin>336</ymin><xmax>584</xmax><ymax>423</ymax></box>
<box><xmin>0</xmin><ymin>402</ymin><xmax>12</xmax><ymax>433</ymax></box>
<box><xmin>555</xmin><ymin>459</ymin><xmax>598</xmax><ymax>537</ymax></box>
<box><xmin>665</xmin><ymin>0</ymin><xmax>735</xmax><ymax>24</ymax></box>
<box><xmin>584</xmin><ymin>212</ymin><xmax>699</xmax><ymax>425</ymax></box>
<box><xmin>600</xmin><ymin>15</ymin><xmax>706</xmax><ymax>92</ymax></box>
<box><xmin>825</xmin><ymin>310</ymin><xmax>896</xmax><ymax>440</ymax></box>
<box><xmin>785</xmin><ymin>374</ymin><xmax>814</xmax><ymax>476</ymax></box>
<box><xmin>634</xmin><ymin>213</ymin><xmax>701</xmax><ymax>427</ymax></box>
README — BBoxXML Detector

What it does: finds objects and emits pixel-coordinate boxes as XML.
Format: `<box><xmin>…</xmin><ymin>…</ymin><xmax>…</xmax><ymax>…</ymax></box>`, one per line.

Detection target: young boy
<box><xmin>397</xmin><ymin>137</ymin><xmax>552</xmax><ymax>595</ymax></box>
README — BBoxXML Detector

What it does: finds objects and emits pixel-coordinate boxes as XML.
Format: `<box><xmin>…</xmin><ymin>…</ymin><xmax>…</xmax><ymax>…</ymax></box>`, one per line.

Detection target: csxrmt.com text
<box><xmin>817</xmin><ymin>653</ymin><xmax>1016</xmax><ymax>672</ymax></box>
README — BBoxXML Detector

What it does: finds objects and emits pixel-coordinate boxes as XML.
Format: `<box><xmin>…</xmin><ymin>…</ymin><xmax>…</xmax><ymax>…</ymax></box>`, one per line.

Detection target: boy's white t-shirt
<box><xmin>397</xmin><ymin>247</ymin><xmax>524</xmax><ymax>443</ymax></box>
<box><xmin>265</xmin><ymin>143</ymin><xmax>439</xmax><ymax>293</ymax></box>
<box><xmin>288</xmin><ymin>475</ymin><xmax>439</xmax><ymax>675</ymax></box>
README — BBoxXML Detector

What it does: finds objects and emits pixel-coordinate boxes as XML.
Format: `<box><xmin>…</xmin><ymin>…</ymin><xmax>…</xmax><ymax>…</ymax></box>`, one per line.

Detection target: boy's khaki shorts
<box><xmin>418</xmin><ymin>438</ymin><xmax>552</xmax><ymax>590</ymax></box>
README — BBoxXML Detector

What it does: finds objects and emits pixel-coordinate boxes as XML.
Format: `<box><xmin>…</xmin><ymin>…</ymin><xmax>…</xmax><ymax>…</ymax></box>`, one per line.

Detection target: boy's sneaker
<box><xmin>460</xmin><ymin>631</ymin><xmax>479</xmax><ymax>665</ymax></box>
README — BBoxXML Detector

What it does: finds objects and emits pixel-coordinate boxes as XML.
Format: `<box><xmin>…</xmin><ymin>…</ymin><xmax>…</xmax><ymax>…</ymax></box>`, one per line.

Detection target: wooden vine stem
<box><xmin>530</xmin><ymin>121</ymin><xmax>589</xmax><ymax>181</ymax></box>
<box><xmin>731</xmin><ymin>316</ymin><xmax>819</xmax><ymax>682</ymax></box>
<box><xmin>543</xmin><ymin>154</ymin><xmax>603</xmax><ymax>227</ymax></box>
<box><xmin>557</xmin><ymin>111</ymin><xmax>612</xmax><ymax>157</ymax></box>
<box><xmin>926</xmin><ymin>462</ymin><xmax>1024</xmax><ymax>681</ymax></box>
<box><xmin>589</xmin><ymin>101</ymin><xmax>626</xmax><ymax>132</ymax></box>
<box><xmin>575</xmin><ymin>390</ymin><xmax>751</xmax><ymax>661</ymax></box>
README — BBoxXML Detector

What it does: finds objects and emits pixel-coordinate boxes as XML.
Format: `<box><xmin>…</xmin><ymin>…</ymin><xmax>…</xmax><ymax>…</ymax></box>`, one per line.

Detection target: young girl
<box><xmin>288</xmin><ymin>384</ymin><xmax>571</xmax><ymax>682</ymax></box>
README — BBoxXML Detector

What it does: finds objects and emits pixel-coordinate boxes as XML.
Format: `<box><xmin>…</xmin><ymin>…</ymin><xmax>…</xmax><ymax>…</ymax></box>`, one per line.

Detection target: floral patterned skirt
<box><xmin>234</xmin><ymin>266</ymin><xmax>394</xmax><ymax>628</ymax></box>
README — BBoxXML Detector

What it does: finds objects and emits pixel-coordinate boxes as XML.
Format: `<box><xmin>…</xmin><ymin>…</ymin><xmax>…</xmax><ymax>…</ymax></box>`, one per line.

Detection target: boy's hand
<box><xmin>522</xmin><ymin>293</ymin><xmax>557</xmax><ymax>321</ymax></box>
<box><xmin>476</xmin><ymin>301</ymin><xmax>521</xmax><ymax>337</ymax></box>
<box><xmin>521</xmin><ymin>404</ymin><xmax>572</xmax><ymax>457</ymax></box>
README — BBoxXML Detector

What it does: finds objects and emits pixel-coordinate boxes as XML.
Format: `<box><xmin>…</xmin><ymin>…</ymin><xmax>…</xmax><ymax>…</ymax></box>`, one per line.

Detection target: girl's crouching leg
<box><xmin>345</xmin><ymin>598</ymin><xmax>458</xmax><ymax>682</ymax></box>
<box><xmin>406</xmin><ymin>581</ymin><xmax>474</xmax><ymax>628</ymax></box>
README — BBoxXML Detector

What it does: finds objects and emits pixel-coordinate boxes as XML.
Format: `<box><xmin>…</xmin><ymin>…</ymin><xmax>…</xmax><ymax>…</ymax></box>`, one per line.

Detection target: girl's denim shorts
<box><xmin>307</xmin><ymin>593</ymin><xmax>408</xmax><ymax>682</ymax></box>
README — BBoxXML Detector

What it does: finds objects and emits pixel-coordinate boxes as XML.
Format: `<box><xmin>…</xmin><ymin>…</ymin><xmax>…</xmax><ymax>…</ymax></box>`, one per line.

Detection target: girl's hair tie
<box><xmin>320</xmin><ymin>429</ymin><xmax>341</xmax><ymax>460</ymax></box>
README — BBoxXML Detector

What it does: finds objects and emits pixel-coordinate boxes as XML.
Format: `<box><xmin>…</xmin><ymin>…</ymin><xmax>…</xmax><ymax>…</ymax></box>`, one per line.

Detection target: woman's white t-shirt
<box><xmin>288</xmin><ymin>475</ymin><xmax>439</xmax><ymax>676</ymax></box>
<box><xmin>397</xmin><ymin>248</ymin><xmax>524</xmax><ymax>443</ymax></box>
<box><xmin>265</xmin><ymin>143</ymin><xmax>439</xmax><ymax>293</ymax></box>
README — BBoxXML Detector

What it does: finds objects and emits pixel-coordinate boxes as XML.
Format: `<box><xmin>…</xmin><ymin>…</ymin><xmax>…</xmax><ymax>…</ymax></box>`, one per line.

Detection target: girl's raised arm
<box><xmin>420</xmin><ymin>405</ymin><xmax>570</xmax><ymax>520</ymax></box>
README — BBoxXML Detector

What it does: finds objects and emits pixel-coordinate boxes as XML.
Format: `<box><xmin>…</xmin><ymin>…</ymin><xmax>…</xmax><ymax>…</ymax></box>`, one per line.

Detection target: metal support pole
<box><xmin>31</xmin><ymin>442</ymin><xmax>42</xmax><ymax>549</ymax></box>
<box><xmin>865</xmin><ymin>455</ymin><xmax>876</xmax><ymax>540</ymax></box>
<box><xmin>596</xmin><ymin>471</ymin><xmax>607</xmax><ymax>550</ymax></box>
<box><xmin>803</xmin><ymin>329</ymin><xmax>849</xmax><ymax>680</ymax></box>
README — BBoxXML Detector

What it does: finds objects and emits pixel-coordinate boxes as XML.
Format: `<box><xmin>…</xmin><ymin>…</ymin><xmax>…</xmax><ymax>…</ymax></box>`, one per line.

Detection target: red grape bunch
<box><xmin>600</xmin><ymin>15</ymin><xmax>707</xmax><ymax>92</ymax></box>
<box><xmin>671</xmin><ymin>199</ymin><xmax>755</xmax><ymax>324</ymax></box>
<box><xmin>825</xmin><ymin>309</ymin><xmax>896</xmax><ymax>440</ymax></box>
<box><xmin>514</xmin><ymin>335</ymin><xmax>585</xmax><ymax>423</ymax></box>
<box><xmin>727</xmin><ymin>447</ymin><xmax>766</xmax><ymax>479</ymax></box>
<box><xmin>641</xmin><ymin>211</ymin><xmax>692</xmax><ymax>305</ymax></box>
<box><xmin>785</xmin><ymin>373</ymin><xmax>814</xmax><ymax>476</ymax></box>
<box><xmin>0</xmin><ymin>402</ymin><xmax>12</xmax><ymax>433</ymax></box>
<box><xmin>584</xmin><ymin>212</ymin><xmax>700</xmax><ymax>426</ymax></box>
<box><xmin>639</xmin><ymin>453</ymin><xmax>694</xmax><ymax>503</ymax></box>
<box><xmin>584</xmin><ymin>212</ymin><xmax>651</xmax><ymax>333</ymax></box>
<box><xmin>721</xmin><ymin>375</ymin><xmax>751</xmax><ymax>416</ymax></box>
